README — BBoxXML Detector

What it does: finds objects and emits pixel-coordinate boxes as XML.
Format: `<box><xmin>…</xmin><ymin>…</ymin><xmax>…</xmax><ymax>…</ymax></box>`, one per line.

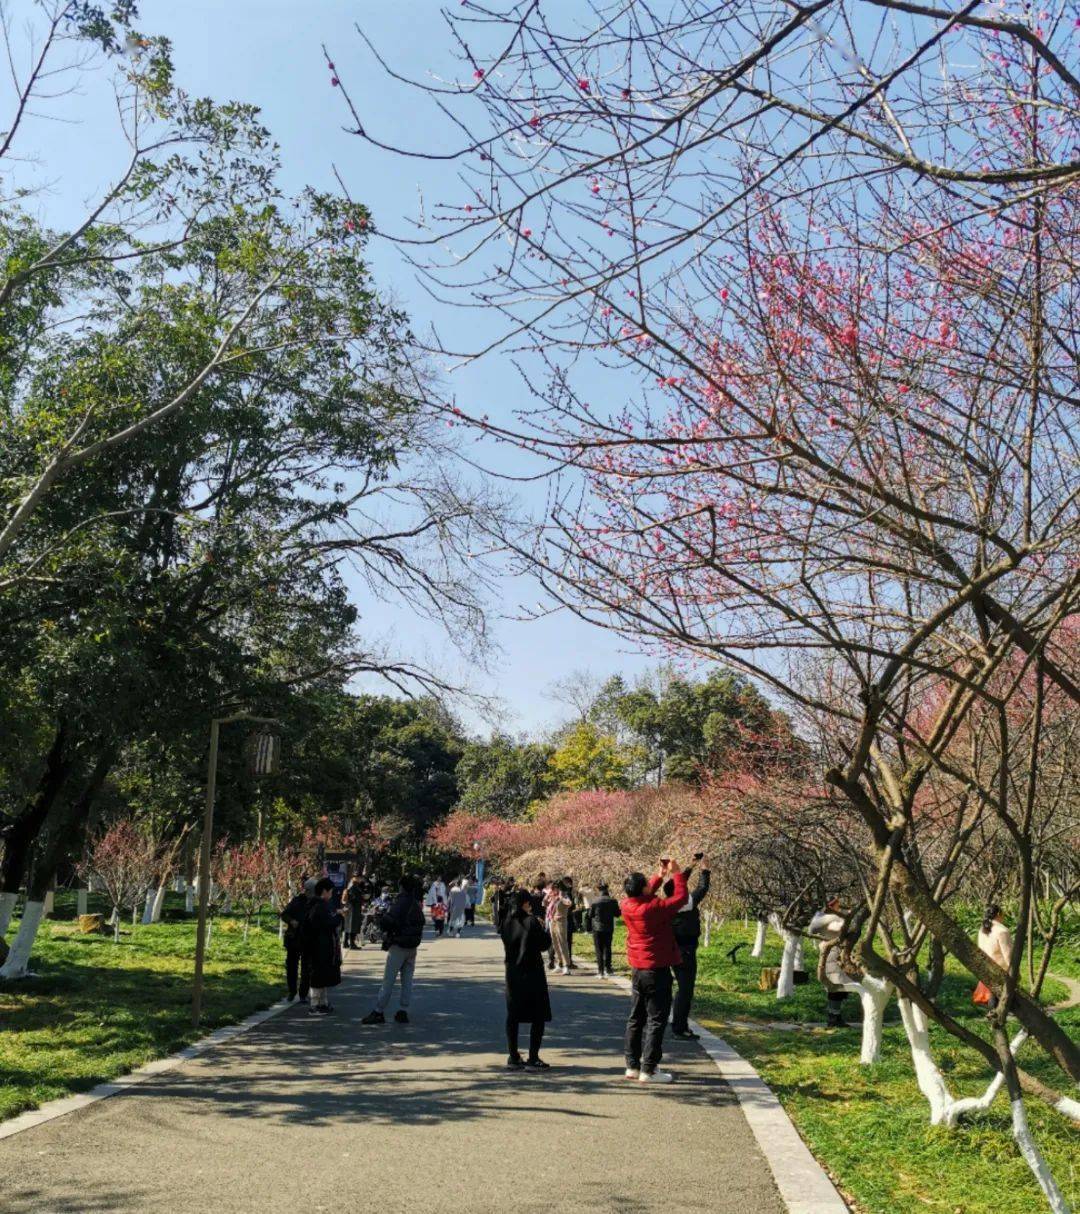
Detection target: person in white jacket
<box><xmin>977</xmin><ymin>904</ymin><xmax>1013</xmax><ymax>1011</ymax></box>
<box><xmin>808</xmin><ymin>897</ymin><xmax>851</xmax><ymax>1028</ymax></box>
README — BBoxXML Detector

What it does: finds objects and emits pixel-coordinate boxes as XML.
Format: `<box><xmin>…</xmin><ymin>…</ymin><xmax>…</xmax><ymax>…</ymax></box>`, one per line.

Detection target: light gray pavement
<box><xmin>0</xmin><ymin>925</ymin><xmax>785</xmax><ymax>1214</ymax></box>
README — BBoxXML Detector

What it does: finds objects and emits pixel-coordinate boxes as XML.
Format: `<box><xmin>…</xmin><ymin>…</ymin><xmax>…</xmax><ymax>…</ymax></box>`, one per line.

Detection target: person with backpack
<box><xmin>362</xmin><ymin>876</ymin><xmax>427</xmax><ymax>1025</ymax></box>
<box><xmin>585</xmin><ymin>882</ymin><xmax>621</xmax><ymax>978</ymax></box>
<box><xmin>620</xmin><ymin>857</ymin><xmax>688</xmax><ymax>1083</ymax></box>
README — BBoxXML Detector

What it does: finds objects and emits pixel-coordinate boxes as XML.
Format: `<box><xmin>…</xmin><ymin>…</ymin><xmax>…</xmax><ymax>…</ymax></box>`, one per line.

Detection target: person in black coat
<box><xmin>585</xmin><ymin>883</ymin><xmax>621</xmax><ymax>977</ymax></box>
<box><xmin>668</xmin><ymin>858</ymin><xmax>711</xmax><ymax>1038</ymax></box>
<box><xmin>280</xmin><ymin>878</ymin><xmax>316</xmax><ymax>1002</ymax></box>
<box><xmin>303</xmin><ymin>877</ymin><xmax>343</xmax><ymax>1015</ymax></box>
<box><xmin>491</xmin><ymin>881</ymin><xmax>511</xmax><ymax>932</ymax></box>
<box><xmin>500</xmin><ymin>889</ymin><xmax>553</xmax><ymax>1070</ymax></box>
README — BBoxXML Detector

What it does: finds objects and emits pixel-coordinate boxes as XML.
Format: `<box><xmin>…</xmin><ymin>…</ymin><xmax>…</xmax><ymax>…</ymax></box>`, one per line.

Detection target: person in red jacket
<box><xmin>620</xmin><ymin>858</ymin><xmax>688</xmax><ymax>1083</ymax></box>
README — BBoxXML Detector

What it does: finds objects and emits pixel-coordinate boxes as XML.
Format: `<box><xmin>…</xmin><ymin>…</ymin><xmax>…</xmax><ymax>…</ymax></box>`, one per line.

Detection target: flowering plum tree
<box><xmin>78</xmin><ymin>822</ymin><xmax>157</xmax><ymax>946</ymax></box>
<box><xmin>341</xmin><ymin>5</ymin><xmax>1080</xmax><ymax>1203</ymax></box>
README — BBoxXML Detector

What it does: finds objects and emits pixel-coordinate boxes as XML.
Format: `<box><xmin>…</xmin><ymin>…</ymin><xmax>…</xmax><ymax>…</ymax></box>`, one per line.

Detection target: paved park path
<box><xmin>0</xmin><ymin>926</ymin><xmax>785</xmax><ymax>1214</ymax></box>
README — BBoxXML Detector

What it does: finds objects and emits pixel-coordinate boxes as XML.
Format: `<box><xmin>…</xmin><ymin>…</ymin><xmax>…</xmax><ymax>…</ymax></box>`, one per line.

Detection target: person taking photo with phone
<box><xmin>668</xmin><ymin>853</ymin><xmax>711</xmax><ymax>1039</ymax></box>
<box><xmin>620</xmin><ymin>856</ymin><xmax>688</xmax><ymax>1083</ymax></box>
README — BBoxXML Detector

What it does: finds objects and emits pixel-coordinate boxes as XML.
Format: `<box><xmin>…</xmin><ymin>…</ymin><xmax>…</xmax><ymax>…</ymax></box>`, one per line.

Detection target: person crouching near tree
<box><xmin>620</xmin><ymin>857</ymin><xmax>688</xmax><ymax>1083</ymax></box>
<box><xmin>501</xmin><ymin>888</ymin><xmax>553</xmax><ymax>1070</ymax></box>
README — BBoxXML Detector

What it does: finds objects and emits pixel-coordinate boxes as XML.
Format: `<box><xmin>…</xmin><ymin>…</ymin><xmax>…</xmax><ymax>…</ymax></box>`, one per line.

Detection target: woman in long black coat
<box><xmin>303</xmin><ymin>878</ymin><xmax>343</xmax><ymax>1014</ymax></box>
<box><xmin>500</xmin><ymin>889</ymin><xmax>552</xmax><ymax>1069</ymax></box>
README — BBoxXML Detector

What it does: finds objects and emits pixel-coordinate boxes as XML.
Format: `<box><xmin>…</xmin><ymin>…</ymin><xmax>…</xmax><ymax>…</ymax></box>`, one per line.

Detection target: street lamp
<box><xmin>191</xmin><ymin>712</ymin><xmax>281</xmax><ymax>1028</ymax></box>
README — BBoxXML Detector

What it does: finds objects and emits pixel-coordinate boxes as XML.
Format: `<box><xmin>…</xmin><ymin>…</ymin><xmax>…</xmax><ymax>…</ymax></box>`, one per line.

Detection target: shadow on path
<box><xmin>0</xmin><ymin>926</ymin><xmax>784</xmax><ymax>1214</ymax></box>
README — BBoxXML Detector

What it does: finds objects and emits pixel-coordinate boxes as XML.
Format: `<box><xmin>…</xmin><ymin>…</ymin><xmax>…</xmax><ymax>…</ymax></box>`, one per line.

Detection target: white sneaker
<box><xmin>624</xmin><ymin>1067</ymin><xmax>639</xmax><ymax>1079</ymax></box>
<box><xmin>561</xmin><ymin>967</ymin><xmax>570</xmax><ymax>975</ymax></box>
<box><xmin>638</xmin><ymin>1069</ymin><xmax>674</xmax><ymax>1083</ymax></box>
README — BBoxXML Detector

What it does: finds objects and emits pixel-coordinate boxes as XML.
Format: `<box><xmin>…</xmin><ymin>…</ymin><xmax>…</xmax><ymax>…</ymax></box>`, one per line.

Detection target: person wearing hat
<box><xmin>280</xmin><ymin>877</ymin><xmax>317</xmax><ymax>1003</ymax></box>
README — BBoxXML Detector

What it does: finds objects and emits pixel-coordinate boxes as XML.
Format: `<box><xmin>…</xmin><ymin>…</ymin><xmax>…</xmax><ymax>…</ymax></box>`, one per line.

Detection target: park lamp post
<box><xmin>191</xmin><ymin>713</ymin><xmax>282</xmax><ymax>1028</ymax></box>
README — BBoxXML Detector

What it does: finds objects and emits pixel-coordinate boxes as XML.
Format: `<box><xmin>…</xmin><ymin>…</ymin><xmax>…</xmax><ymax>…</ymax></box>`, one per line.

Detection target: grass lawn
<box><xmin>604</xmin><ymin>917</ymin><xmax>1078</xmax><ymax>1214</ymax></box>
<box><xmin>0</xmin><ymin>892</ymin><xmax>284</xmax><ymax>1123</ymax></box>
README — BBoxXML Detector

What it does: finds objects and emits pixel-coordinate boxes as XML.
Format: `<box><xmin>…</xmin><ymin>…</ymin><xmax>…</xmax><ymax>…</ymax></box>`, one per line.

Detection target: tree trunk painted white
<box><xmin>185</xmin><ymin>885</ymin><xmax>195</xmax><ymax>913</ymax></box>
<box><xmin>76</xmin><ymin>889</ymin><xmax>88</xmax><ymax>917</ymax></box>
<box><xmin>0</xmin><ymin>890</ymin><xmax>17</xmax><ymax>937</ymax></box>
<box><xmin>1010</xmin><ymin>1097</ymin><xmax>1073</xmax><ymax>1214</ymax></box>
<box><xmin>751</xmin><ymin>918</ymin><xmax>768</xmax><ymax>958</ymax></box>
<box><xmin>206</xmin><ymin>918</ymin><xmax>213</xmax><ymax>949</ymax></box>
<box><xmin>0</xmin><ymin>900</ymin><xmax>45</xmax><ymax>979</ymax></box>
<box><xmin>793</xmin><ymin>937</ymin><xmax>805</xmax><ymax>971</ymax></box>
<box><xmin>278</xmin><ymin>919</ymin><xmax>284</xmax><ymax>941</ymax></box>
<box><xmin>843</xmin><ymin>977</ymin><xmax>892</xmax><ymax>1065</ymax></box>
<box><xmin>898</xmin><ymin>999</ymin><xmax>1038</xmax><ymax>1130</ymax></box>
<box><xmin>141</xmin><ymin>887</ymin><xmax>156</xmax><ymax>925</ymax></box>
<box><xmin>703</xmin><ymin>911</ymin><xmax>712</xmax><ymax>948</ymax></box>
<box><xmin>43</xmin><ymin>889</ymin><xmax>54</xmax><ymax>917</ymax></box>
<box><xmin>898</xmin><ymin>997</ymin><xmax>953</xmax><ymax>1124</ymax></box>
<box><xmin>131</xmin><ymin>903</ymin><xmax>138</xmax><ymax>926</ymax></box>
<box><xmin>149</xmin><ymin>882</ymin><xmax>168</xmax><ymax>923</ymax></box>
<box><xmin>174</xmin><ymin>875</ymin><xmax>186</xmax><ymax>893</ymax></box>
<box><xmin>112</xmin><ymin>907</ymin><xmax>121</xmax><ymax>943</ymax></box>
<box><xmin>777</xmin><ymin>929</ymin><xmax>798</xmax><ymax>999</ymax></box>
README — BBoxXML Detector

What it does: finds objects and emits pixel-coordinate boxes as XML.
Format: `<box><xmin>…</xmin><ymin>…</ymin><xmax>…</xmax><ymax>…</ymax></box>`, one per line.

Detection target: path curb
<box><xmin>595</xmin><ymin>965</ymin><xmax>848</xmax><ymax>1213</ymax></box>
<box><xmin>0</xmin><ymin>996</ymin><xmax>292</xmax><ymax>1141</ymax></box>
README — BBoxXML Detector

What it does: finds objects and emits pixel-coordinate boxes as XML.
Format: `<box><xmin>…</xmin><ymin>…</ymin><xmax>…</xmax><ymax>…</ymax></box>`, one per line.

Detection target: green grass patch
<box><xmin>0</xmin><ymin>911</ymin><xmax>284</xmax><ymax>1123</ymax></box>
<box><xmin>602</xmin><ymin>918</ymin><xmax>1078</xmax><ymax>1214</ymax></box>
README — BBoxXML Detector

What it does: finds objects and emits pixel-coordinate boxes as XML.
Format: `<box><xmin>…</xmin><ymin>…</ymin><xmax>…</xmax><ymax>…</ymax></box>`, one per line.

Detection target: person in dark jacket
<box><xmin>342</xmin><ymin>874</ymin><xmax>367</xmax><ymax>949</ymax></box>
<box><xmin>303</xmin><ymin>878</ymin><xmax>343</xmax><ymax>1015</ymax></box>
<box><xmin>668</xmin><ymin>857</ymin><xmax>711</xmax><ymax>1038</ymax></box>
<box><xmin>280</xmin><ymin>877</ymin><xmax>315</xmax><ymax>1002</ymax></box>
<box><xmin>586</xmin><ymin>883</ymin><xmax>621</xmax><ymax>977</ymax></box>
<box><xmin>620</xmin><ymin>858</ymin><xmax>688</xmax><ymax>1083</ymax></box>
<box><xmin>491</xmin><ymin>881</ymin><xmax>512</xmax><ymax>932</ymax></box>
<box><xmin>500</xmin><ymin>889</ymin><xmax>553</xmax><ymax>1070</ymax></box>
<box><xmin>362</xmin><ymin>876</ymin><xmax>426</xmax><ymax>1026</ymax></box>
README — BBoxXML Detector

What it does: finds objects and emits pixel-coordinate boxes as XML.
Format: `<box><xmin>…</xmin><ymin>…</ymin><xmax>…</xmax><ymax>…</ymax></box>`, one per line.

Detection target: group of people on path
<box><xmin>279</xmin><ymin>870</ymin><xmax>482</xmax><ymax>1018</ymax></box>
<box><xmin>492</xmin><ymin>855</ymin><xmax>712</xmax><ymax>1079</ymax></box>
<box><xmin>423</xmin><ymin>875</ymin><xmax>479</xmax><ymax>937</ymax></box>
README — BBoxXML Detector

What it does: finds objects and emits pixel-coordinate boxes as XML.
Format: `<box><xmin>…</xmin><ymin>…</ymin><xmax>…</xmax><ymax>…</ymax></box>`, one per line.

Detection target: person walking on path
<box><xmin>430</xmin><ymin>896</ymin><xmax>447</xmax><ymax>936</ymax></box>
<box><xmin>447</xmin><ymin>878</ymin><xmax>470</xmax><ymax>937</ymax></box>
<box><xmin>362</xmin><ymin>876</ymin><xmax>426</xmax><ymax>1026</ymax></box>
<box><xmin>280</xmin><ymin>878</ymin><xmax>315</xmax><ymax>1002</ymax></box>
<box><xmin>501</xmin><ymin>889</ymin><xmax>553</xmax><ymax>1070</ymax></box>
<box><xmin>586</xmin><ymin>883</ymin><xmax>621</xmax><ymax>977</ymax></box>
<box><xmin>620</xmin><ymin>858</ymin><xmax>688</xmax><ymax>1083</ymax></box>
<box><xmin>976</xmin><ymin>903</ymin><xmax>1013</xmax><ymax>1011</ymax></box>
<box><xmin>545</xmin><ymin>880</ymin><xmax>573</xmax><ymax>974</ymax></box>
<box><xmin>465</xmin><ymin>876</ymin><xmax>480</xmax><ymax>927</ymax></box>
<box><xmin>670</xmin><ymin>856</ymin><xmax>711</xmax><ymax>1039</ymax></box>
<box><xmin>426</xmin><ymin>875</ymin><xmax>448</xmax><ymax>912</ymax></box>
<box><xmin>303</xmin><ymin>878</ymin><xmax>343</xmax><ymax>1015</ymax></box>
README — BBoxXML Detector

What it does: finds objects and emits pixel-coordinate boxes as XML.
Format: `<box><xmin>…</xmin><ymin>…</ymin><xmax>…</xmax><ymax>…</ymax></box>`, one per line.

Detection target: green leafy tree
<box><xmin>456</xmin><ymin>734</ymin><xmax>555</xmax><ymax>819</ymax></box>
<box><xmin>548</xmin><ymin>721</ymin><xmax>630</xmax><ymax>792</ymax></box>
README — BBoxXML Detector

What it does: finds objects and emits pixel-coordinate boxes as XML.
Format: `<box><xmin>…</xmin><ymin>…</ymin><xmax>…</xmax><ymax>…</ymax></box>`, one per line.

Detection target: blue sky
<box><xmin>15</xmin><ymin>1</ymin><xmax>668</xmax><ymax>734</ymax></box>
